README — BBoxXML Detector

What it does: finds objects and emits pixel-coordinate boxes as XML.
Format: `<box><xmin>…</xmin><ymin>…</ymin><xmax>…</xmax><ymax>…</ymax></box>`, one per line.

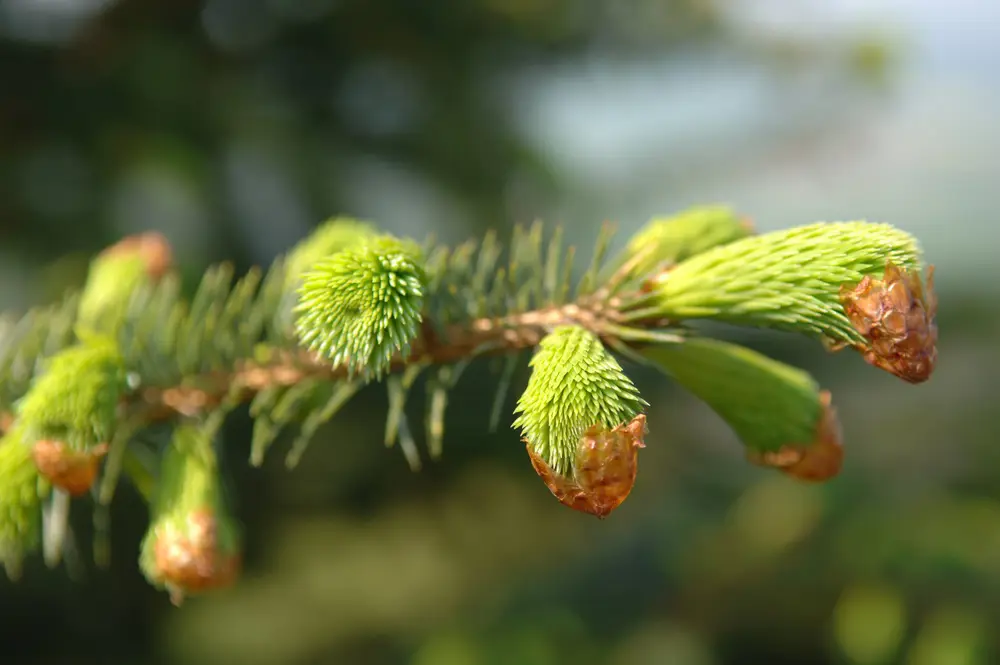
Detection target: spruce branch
<box><xmin>0</xmin><ymin>212</ymin><xmax>939</xmax><ymax>599</ymax></box>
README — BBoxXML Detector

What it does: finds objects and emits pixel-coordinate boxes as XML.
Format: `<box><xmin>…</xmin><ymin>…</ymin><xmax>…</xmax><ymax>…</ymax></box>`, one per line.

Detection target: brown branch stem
<box><xmin>1</xmin><ymin>298</ymin><xmax>636</xmax><ymax>434</ymax></box>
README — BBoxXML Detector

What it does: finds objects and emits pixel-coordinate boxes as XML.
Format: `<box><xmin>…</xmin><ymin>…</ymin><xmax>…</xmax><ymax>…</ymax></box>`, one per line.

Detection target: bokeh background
<box><xmin>2</xmin><ymin>1</ymin><xmax>999</xmax><ymax>664</ymax></box>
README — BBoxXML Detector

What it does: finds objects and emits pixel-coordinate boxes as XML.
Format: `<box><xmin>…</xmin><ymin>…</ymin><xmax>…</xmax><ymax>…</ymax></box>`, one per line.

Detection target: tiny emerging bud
<box><xmin>625</xmin><ymin>205</ymin><xmax>753</xmax><ymax>277</ymax></box>
<box><xmin>746</xmin><ymin>390</ymin><xmax>843</xmax><ymax>482</ymax></box>
<box><xmin>151</xmin><ymin>508</ymin><xmax>241</xmax><ymax>606</ymax></box>
<box><xmin>100</xmin><ymin>231</ymin><xmax>174</xmax><ymax>281</ymax></box>
<box><xmin>31</xmin><ymin>440</ymin><xmax>109</xmax><ymax>496</ymax></box>
<box><xmin>283</xmin><ymin>216</ymin><xmax>376</xmax><ymax>288</ymax></box>
<box><xmin>140</xmin><ymin>425</ymin><xmax>241</xmax><ymax>605</ymax></box>
<box><xmin>527</xmin><ymin>413</ymin><xmax>647</xmax><ymax>519</ymax></box>
<box><xmin>77</xmin><ymin>233</ymin><xmax>174</xmax><ymax>334</ymax></box>
<box><xmin>839</xmin><ymin>262</ymin><xmax>938</xmax><ymax>383</ymax></box>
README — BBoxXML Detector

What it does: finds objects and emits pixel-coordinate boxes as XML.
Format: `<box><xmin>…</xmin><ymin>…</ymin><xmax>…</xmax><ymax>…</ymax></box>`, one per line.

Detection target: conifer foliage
<box><xmin>0</xmin><ymin>209</ymin><xmax>938</xmax><ymax>603</ymax></box>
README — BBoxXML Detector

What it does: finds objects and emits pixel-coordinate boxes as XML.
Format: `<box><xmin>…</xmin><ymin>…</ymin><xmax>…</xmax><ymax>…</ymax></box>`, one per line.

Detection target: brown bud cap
<box><xmin>31</xmin><ymin>440</ymin><xmax>109</xmax><ymax>496</ymax></box>
<box><xmin>101</xmin><ymin>231</ymin><xmax>174</xmax><ymax>280</ymax></box>
<box><xmin>840</xmin><ymin>262</ymin><xmax>937</xmax><ymax>383</ymax></box>
<box><xmin>527</xmin><ymin>413</ymin><xmax>647</xmax><ymax>519</ymax></box>
<box><xmin>153</xmin><ymin>509</ymin><xmax>240</xmax><ymax>606</ymax></box>
<box><xmin>747</xmin><ymin>390</ymin><xmax>843</xmax><ymax>482</ymax></box>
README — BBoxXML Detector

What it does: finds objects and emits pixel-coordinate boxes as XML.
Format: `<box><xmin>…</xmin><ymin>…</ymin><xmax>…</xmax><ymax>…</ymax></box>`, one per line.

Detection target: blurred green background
<box><xmin>2</xmin><ymin>1</ymin><xmax>999</xmax><ymax>664</ymax></box>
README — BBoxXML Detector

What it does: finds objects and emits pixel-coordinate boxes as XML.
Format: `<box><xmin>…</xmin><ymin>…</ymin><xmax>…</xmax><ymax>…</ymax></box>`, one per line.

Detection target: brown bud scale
<box><xmin>747</xmin><ymin>390</ymin><xmax>843</xmax><ymax>482</ymax></box>
<box><xmin>31</xmin><ymin>440</ymin><xmax>109</xmax><ymax>496</ymax></box>
<box><xmin>527</xmin><ymin>413</ymin><xmax>647</xmax><ymax>519</ymax></box>
<box><xmin>840</xmin><ymin>262</ymin><xmax>937</xmax><ymax>383</ymax></box>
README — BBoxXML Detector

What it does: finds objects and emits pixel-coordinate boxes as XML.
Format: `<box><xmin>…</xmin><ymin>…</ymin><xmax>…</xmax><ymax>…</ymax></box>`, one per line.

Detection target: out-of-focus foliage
<box><xmin>1</xmin><ymin>0</ymin><xmax>722</xmax><ymax>257</ymax></box>
<box><xmin>1</xmin><ymin>1</ymin><xmax>997</xmax><ymax>665</ymax></box>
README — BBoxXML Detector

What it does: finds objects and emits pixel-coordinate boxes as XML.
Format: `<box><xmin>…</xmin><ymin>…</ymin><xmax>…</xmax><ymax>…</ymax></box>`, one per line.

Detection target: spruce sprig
<box><xmin>629</xmin><ymin>221</ymin><xmax>923</xmax><ymax>344</ymax></box>
<box><xmin>512</xmin><ymin>325</ymin><xmax>647</xmax><ymax>476</ymax></box>
<box><xmin>295</xmin><ymin>235</ymin><xmax>426</xmax><ymax>381</ymax></box>
<box><xmin>0</xmin><ymin>209</ymin><xmax>938</xmax><ymax>597</ymax></box>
